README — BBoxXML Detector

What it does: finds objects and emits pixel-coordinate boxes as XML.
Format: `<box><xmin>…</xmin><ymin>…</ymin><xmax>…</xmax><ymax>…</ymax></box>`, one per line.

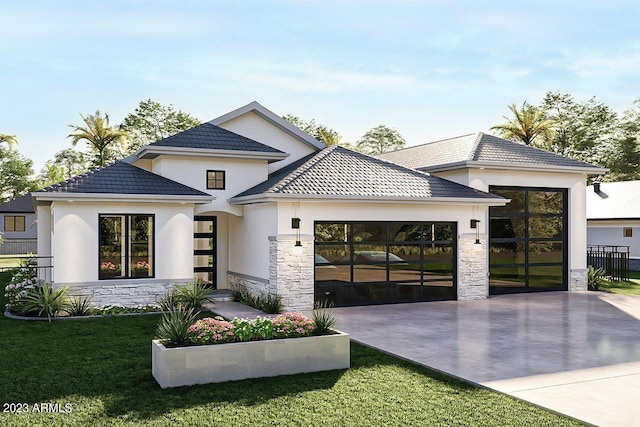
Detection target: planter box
<box><xmin>152</xmin><ymin>330</ymin><xmax>350</xmax><ymax>388</ymax></box>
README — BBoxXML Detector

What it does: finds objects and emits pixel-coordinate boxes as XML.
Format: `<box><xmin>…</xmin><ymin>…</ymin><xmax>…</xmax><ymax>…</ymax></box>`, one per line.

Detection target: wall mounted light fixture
<box><xmin>292</xmin><ymin>218</ymin><xmax>302</xmax><ymax>247</ymax></box>
<box><xmin>470</xmin><ymin>219</ymin><xmax>481</xmax><ymax>244</ymax></box>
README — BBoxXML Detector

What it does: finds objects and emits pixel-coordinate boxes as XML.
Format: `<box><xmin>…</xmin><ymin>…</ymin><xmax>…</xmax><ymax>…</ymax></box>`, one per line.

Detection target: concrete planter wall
<box><xmin>152</xmin><ymin>330</ymin><xmax>350</xmax><ymax>388</ymax></box>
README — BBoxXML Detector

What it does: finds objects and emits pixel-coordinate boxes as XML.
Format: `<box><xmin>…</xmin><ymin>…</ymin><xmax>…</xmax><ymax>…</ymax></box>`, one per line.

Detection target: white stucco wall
<box><xmin>588</xmin><ymin>220</ymin><xmax>640</xmax><ymax>259</ymax></box>
<box><xmin>50</xmin><ymin>201</ymin><xmax>194</xmax><ymax>284</ymax></box>
<box><xmin>150</xmin><ymin>156</ymin><xmax>267</xmax><ymax>216</ymax></box>
<box><xmin>434</xmin><ymin>168</ymin><xmax>589</xmax><ymax>289</ymax></box>
<box><xmin>227</xmin><ymin>202</ymin><xmax>277</xmax><ymax>282</ymax></box>
<box><xmin>216</xmin><ymin>111</ymin><xmax>318</xmax><ymax>173</ymax></box>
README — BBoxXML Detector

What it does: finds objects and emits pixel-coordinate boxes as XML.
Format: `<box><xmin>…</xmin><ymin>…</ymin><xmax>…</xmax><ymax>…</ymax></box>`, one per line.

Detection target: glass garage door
<box><xmin>489</xmin><ymin>187</ymin><xmax>568</xmax><ymax>294</ymax></box>
<box><xmin>314</xmin><ymin>221</ymin><xmax>456</xmax><ymax>306</ymax></box>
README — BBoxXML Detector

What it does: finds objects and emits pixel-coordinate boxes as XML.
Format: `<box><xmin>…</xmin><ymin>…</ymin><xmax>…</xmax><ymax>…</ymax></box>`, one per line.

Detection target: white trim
<box><xmin>31</xmin><ymin>192</ymin><xmax>214</xmax><ymax>204</ymax></box>
<box><xmin>209</xmin><ymin>101</ymin><xmax>325</xmax><ymax>151</ymax></box>
<box><xmin>419</xmin><ymin>160</ymin><xmax>607</xmax><ymax>175</ymax></box>
<box><xmin>135</xmin><ymin>145</ymin><xmax>289</xmax><ymax>163</ymax></box>
<box><xmin>230</xmin><ymin>193</ymin><xmax>509</xmax><ymax>206</ymax></box>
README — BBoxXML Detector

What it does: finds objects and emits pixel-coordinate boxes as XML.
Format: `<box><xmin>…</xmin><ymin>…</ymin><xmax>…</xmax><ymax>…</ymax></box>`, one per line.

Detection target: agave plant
<box><xmin>173</xmin><ymin>282</ymin><xmax>213</xmax><ymax>311</ymax></box>
<box><xmin>588</xmin><ymin>265</ymin><xmax>609</xmax><ymax>291</ymax></box>
<box><xmin>155</xmin><ymin>306</ymin><xmax>198</xmax><ymax>346</ymax></box>
<box><xmin>21</xmin><ymin>284</ymin><xmax>70</xmax><ymax>322</ymax></box>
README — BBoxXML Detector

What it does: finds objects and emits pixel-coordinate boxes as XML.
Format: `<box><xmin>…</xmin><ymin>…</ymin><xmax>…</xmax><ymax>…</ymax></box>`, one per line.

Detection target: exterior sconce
<box><xmin>470</xmin><ymin>219</ymin><xmax>481</xmax><ymax>245</ymax></box>
<box><xmin>292</xmin><ymin>218</ymin><xmax>302</xmax><ymax>247</ymax></box>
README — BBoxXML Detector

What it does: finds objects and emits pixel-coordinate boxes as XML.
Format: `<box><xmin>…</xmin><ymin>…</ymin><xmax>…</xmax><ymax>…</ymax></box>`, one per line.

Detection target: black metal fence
<box><xmin>0</xmin><ymin>255</ymin><xmax>54</xmax><ymax>284</ymax></box>
<box><xmin>0</xmin><ymin>239</ymin><xmax>37</xmax><ymax>255</ymax></box>
<box><xmin>587</xmin><ymin>245</ymin><xmax>629</xmax><ymax>281</ymax></box>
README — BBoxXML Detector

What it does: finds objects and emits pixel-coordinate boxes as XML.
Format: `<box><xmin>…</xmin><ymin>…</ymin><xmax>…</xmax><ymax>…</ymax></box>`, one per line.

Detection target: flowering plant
<box><xmin>4</xmin><ymin>267</ymin><xmax>44</xmax><ymax>307</ymax></box>
<box><xmin>100</xmin><ymin>262</ymin><xmax>121</xmax><ymax>272</ymax></box>
<box><xmin>132</xmin><ymin>260</ymin><xmax>149</xmax><ymax>271</ymax></box>
<box><xmin>273</xmin><ymin>312</ymin><xmax>315</xmax><ymax>338</ymax></box>
<box><xmin>187</xmin><ymin>316</ymin><xmax>236</xmax><ymax>345</ymax></box>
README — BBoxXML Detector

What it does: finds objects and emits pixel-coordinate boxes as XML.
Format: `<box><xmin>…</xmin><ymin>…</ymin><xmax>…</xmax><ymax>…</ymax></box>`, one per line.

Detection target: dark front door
<box><xmin>194</xmin><ymin>216</ymin><xmax>216</xmax><ymax>288</ymax></box>
<box><xmin>489</xmin><ymin>187</ymin><xmax>568</xmax><ymax>294</ymax></box>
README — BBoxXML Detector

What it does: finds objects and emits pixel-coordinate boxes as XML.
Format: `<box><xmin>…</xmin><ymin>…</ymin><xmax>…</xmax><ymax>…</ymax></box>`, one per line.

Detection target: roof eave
<box><xmin>209</xmin><ymin>101</ymin><xmax>325</xmax><ymax>151</ymax></box>
<box><xmin>135</xmin><ymin>146</ymin><xmax>289</xmax><ymax>163</ymax></box>
<box><xmin>420</xmin><ymin>161</ymin><xmax>608</xmax><ymax>175</ymax></box>
<box><xmin>230</xmin><ymin>193</ymin><xmax>508</xmax><ymax>206</ymax></box>
<box><xmin>32</xmin><ymin>192</ymin><xmax>214</xmax><ymax>204</ymax></box>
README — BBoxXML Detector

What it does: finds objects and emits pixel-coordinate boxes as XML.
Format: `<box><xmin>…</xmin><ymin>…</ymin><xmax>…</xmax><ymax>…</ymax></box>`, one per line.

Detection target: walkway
<box><xmin>332</xmin><ymin>292</ymin><xmax>640</xmax><ymax>427</ymax></box>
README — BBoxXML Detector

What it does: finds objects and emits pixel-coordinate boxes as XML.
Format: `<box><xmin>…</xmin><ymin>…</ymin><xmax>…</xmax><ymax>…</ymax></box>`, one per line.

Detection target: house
<box><xmin>586</xmin><ymin>180</ymin><xmax>640</xmax><ymax>271</ymax></box>
<box><xmin>0</xmin><ymin>194</ymin><xmax>37</xmax><ymax>255</ymax></box>
<box><xmin>31</xmin><ymin>103</ymin><xmax>605</xmax><ymax>310</ymax></box>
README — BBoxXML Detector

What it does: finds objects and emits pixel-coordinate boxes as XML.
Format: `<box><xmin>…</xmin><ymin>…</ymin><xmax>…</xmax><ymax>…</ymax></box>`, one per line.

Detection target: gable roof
<box><xmin>587</xmin><ymin>180</ymin><xmax>640</xmax><ymax>220</ymax></box>
<box><xmin>33</xmin><ymin>162</ymin><xmax>213</xmax><ymax>202</ymax></box>
<box><xmin>378</xmin><ymin>132</ymin><xmax>607</xmax><ymax>174</ymax></box>
<box><xmin>209</xmin><ymin>101</ymin><xmax>325</xmax><ymax>151</ymax></box>
<box><xmin>0</xmin><ymin>194</ymin><xmax>35</xmax><ymax>213</ymax></box>
<box><xmin>231</xmin><ymin>145</ymin><xmax>506</xmax><ymax>204</ymax></box>
<box><xmin>136</xmin><ymin>122</ymin><xmax>288</xmax><ymax>162</ymax></box>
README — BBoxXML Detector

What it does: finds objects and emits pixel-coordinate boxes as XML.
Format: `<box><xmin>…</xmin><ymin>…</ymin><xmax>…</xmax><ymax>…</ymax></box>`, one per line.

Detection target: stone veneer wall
<box><xmin>569</xmin><ymin>268</ymin><xmax>588</xmax><ymax>291</ymax></box>
<box><xmin>268</xmin><ymin>235</ymin><xmax>314</xmax><ymax>312</ymax></box>
<box><xmin>63</xmin><ymin>279</ymin><xmax>189</xmax><ymax>307</ymax></box>
<box><xmin>457</xmin><ymin>233</ymin><xmax>488</xmax><ymax>300</ymax></box>
<box><xmin>227</xmin><ymin>271</ymin><xmax>273</xmax><ymax>296</ymax></box>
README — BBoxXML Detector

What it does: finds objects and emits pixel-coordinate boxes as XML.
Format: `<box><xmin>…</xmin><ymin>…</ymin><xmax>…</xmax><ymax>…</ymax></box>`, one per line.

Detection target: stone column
<box><xmin>457</xmin><ymin>233</ymin><xmax>488</xmax><ymax>300</ymax></box>
<box><xmin>570</xmin><ymin>269</ymin><xmax>588</xmax><ymax>291</ymax></box>
<box><xmin>268</xmin><ymin>235</ymin><xmax>314</xmax><ymax>311</ymax></box>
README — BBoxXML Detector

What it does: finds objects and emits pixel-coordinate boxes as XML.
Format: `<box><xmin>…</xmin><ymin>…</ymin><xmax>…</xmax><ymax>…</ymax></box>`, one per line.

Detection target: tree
<box><xmin>52</xmin><ymin>148</ymin><xmax>89</xmax><ymax>179</ymax></box>
<box><xmin>282</xmin><ymin>114</ymin><xmax>342</xmax><ymax>146</ymax></box>
<box><xmin>490</xmin><ymin>102</ymin><xmax>556</xmax><ymax>146</ymax></box>
<box><xmin>540</xmin><ymin>92</ymin><xmax>618</xmax><ymax>165</ymax></box>
<box><xmin>356</xmin><ymin>125</ymin><xmax>406</xmax><ymax>155</ymax></box>
<box><xmin>120</xmin><ymin>99</ymin><xmax>200</xmax><ymax>153</ymax></box>
<box><xmin>0</xmin><ymin>134</ymin><xmax>17</xmax><ymax>150</ymax></box>
<box><xmin>0</xmin><ymin>146</ymin><xmax>36</xmax><ymax>203</ymax></box>
<box><xmin>68</xmin><ymin>111</ymin><xmax>128</xmax><ymax>167</ymax></box>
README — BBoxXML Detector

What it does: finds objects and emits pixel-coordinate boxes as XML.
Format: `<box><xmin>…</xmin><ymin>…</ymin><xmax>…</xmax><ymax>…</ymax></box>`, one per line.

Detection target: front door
<box><xmin>194</xmin><ymin>216</ymin><xmax>216</xmax><ymax>288</ymax></box>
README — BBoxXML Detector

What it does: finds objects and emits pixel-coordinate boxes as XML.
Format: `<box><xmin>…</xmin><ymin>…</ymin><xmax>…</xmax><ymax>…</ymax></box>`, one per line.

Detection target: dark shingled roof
<box><xmin>39</xmin><ymin>162</ymin><xmax>210</xmax><ymax>197</ymax></box>
<box><xmin>232</xmin><ymin>146</ymin><xmax>503</xmax><ymax>200</ymax></box>
<box><xmin>147</xmin><ymin>122</ymin><xmax>285</xmax><ymax>154</ymax></box>
<box><xmin>0</xmin><ymin>194</ymin><xmax>35</xmax><ymax>213</ymax></box>
<box><xmin>378</xmin><ymin>132</ymin><xmax>601</xmax><ymax>171</ymax></box>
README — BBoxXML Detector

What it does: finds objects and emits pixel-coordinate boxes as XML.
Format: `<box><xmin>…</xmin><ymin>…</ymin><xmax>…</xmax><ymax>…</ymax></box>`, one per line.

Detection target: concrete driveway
<box><xmin>333</xmin><ymin>292</ymin><xmax>640</xmax><ymax>427</ymax></box>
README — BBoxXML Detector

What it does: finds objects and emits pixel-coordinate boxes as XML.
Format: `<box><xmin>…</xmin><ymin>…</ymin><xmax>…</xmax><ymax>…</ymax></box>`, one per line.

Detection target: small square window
<box><xmin>624</xmin><ymin>227</ymin><xmax>633</xmax><ymax>238</ymax></box>
<box><xmin>4</xmin><ymin>215</ymin><xmax>25</xmax><ymax>232</ymax></box>
<box><xmin>207</xmin><ymin>170</ymin><xmax>225</xmax><ymax>190</ymax></box>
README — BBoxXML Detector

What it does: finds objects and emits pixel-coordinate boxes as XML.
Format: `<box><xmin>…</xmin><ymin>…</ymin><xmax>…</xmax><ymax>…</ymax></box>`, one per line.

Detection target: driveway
<box><xmin>333</xmin><ymin>292</ymin><xmax>640</xmax><ymax>427</ymax></box>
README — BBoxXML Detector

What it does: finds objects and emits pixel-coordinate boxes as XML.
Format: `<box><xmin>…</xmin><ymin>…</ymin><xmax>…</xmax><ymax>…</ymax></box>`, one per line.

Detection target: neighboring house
<box><xmin>586</xmin><ymin>180</ymin><xmax>640</xmax><ymax>270</ymax></box>
<box><xmin>0</xmin><ymin>194</ymin><xmax>37</xmax><ymax>255</ymax></box>
<box><xmin>31</xmin><ymin>104</ymin><xmax>605</xmax><ymax>310</ymax></box>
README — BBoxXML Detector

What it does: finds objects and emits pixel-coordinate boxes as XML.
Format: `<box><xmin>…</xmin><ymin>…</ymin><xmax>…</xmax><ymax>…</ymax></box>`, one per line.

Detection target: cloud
<box><xmin>563</xmin><ymin>45</ymin><xmax>640</xmax><ymax>79</ymax></box>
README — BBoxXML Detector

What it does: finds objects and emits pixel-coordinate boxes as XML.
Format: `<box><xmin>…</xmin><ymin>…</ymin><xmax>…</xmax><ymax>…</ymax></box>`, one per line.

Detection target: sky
<box><xmin>1</xmin><ymin>0</ymin><xmax>640</xmax><ymax>172</ymax></box>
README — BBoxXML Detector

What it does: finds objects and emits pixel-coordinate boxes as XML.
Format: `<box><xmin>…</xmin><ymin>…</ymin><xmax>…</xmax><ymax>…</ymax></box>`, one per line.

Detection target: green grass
<box><xmin>0</xmin><ymin>325</ymin><xmax>581</xmax><ymax>426</ymax></box>
<box><xmin>599</xmin><ymin>278</ymin><xmax>640</xmax><ymax>297</ymax></box>
<box><xmin>629</xmin><ymin>271</ymin><xmax>640</xmax><ymax>280</ymax></box>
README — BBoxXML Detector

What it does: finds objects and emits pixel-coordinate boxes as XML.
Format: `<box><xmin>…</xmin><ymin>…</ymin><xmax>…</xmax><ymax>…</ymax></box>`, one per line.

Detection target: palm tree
<box><xmin>68</xmin><ymin>111</ymin><xmax>128</xmax><ymax>167</ymax></box>
<box><xmin>491</xmin><ymin>102</ymin><xmax>556</xmax><ymax>146</ymax></box>
<box><xmin>0</xmin><ymin>134</ymin><xmax>18</xmax><ymax>150</ymax></box>
<box><xmin>317</xmin><ymin>127</ymin><xmax>342</xmax><ymax>146</ymax></box>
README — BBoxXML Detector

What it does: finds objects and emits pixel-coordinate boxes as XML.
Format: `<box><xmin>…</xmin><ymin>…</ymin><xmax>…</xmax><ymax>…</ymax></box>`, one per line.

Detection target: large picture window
<box><xmin>315</xmin><ymin>221</ymin><xmax>456</xmax><ymax>306</ymax></box>
<box><xmin>489</xmin><ymin>187</ymin><xmax>567</xmax><ymax>293</ymax></box>
<box><xmin>99</xmin><ymin>214</ymin><xmax>154</xmax><ymax>280</ymax></box>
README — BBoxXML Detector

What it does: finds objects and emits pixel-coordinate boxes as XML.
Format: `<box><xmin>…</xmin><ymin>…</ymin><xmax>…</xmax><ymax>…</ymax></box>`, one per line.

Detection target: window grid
<box><xmin>4</xmin><ymin>215</ymin><xmax>25</xmax><ymax>232</ymax></box>
<box><xmin>207</xmin><ymin>170</ymin><xmax>225</xmax><ymax>190</ymax></box>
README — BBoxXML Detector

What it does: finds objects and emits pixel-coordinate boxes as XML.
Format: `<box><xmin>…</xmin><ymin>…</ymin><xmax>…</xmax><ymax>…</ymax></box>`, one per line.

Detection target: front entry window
<box><xmin>99</xmin><ymin>214</ymin><xmax>154</xmax><ymax>279</ymax></box>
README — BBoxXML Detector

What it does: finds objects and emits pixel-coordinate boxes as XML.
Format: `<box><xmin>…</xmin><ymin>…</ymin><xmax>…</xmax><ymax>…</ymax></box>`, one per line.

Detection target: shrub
<box><xmin>187</xmin><ymin>316</ymin><xmax>236</xmax><ymax>345</ymax></box>
<box><xmin>156</xmin><ymin>306</ymin><xmax>198</xmax><ymax>346</ymax></box>
<box><xmin>312</xmin><ymin>300</ymin><xmax>336</xmax><ymax>335</ymax></box>
<box><xmin>66</xmin><ymin>295</ymin><xmax>93</xmax><ymax>316</ymax></box>
<box><xmin>157</xmin><ymin>291</ymin><xmax>179</xmax><ymax>311</ymax></box>
<box><xmin>273</xmin><ymin>312</ymin><xmax>315</xmax><ymax>338</ymax></box>
<box><xmin>588</xmin><ymin>265</ymin><xmax>609</xmax><ymax>291</ymax></box>
<box><xmin>256</xmin><ymin>293</ymin><xmax>283</xmax><ymax>314</ymax></box>
<box><xmin>231</xmin><ymin>316</ymin><xmax>276</xmax><ymax>341</ymax></box>
<box><xmin>173</xmin><ymin>282</ymin><xmax>212</xmax><ymax>310</ymax></box>
<box><xmin>19</xmin><ymin>284</ymin><xmax>70</xmax><ymax>322</ymax></box>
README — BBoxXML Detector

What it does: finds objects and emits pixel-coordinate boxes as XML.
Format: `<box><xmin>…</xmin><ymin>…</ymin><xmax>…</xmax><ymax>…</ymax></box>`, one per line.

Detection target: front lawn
<box><xmin>599</xmin><ymin>278</ymin><xmax>640</xmax><ymax>297</ymax></box>
<box><xmin>0</xmin><ymin>317</ymin><xmax>582</xmax><ymax>426</ymax></box>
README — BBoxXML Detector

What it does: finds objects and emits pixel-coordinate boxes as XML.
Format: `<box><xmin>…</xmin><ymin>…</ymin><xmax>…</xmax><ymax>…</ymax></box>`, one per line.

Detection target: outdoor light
<box><xmin>470</xmin><ymin>219</ymin><xmax>481</xmax><ymax>244</ymax></box>
<box><xmin>292</xmin><ymin>218</ymin><xmax>302</xmax><ymax>247</ymax></box>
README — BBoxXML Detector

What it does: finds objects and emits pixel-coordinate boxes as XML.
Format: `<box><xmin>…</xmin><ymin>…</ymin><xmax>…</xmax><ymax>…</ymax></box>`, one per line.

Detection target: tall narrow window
<box><xmin>207</xmin><ymin>170</ymin><xmax>225</xmax><ymax>190</ymax></box>
<box><xmin>99</xmin><ymin>214</ymin><xmax>154</xmax><ymax>279</ymax></box>
<box><xmin>624</xmin><ymin>227</ymin><xmax>633</xmax><ymax>238</ymax></box>
<box><xmin>4</xmin><ymin>215</ymin><xmax>26</xmax><ymax>232</ymax></box>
